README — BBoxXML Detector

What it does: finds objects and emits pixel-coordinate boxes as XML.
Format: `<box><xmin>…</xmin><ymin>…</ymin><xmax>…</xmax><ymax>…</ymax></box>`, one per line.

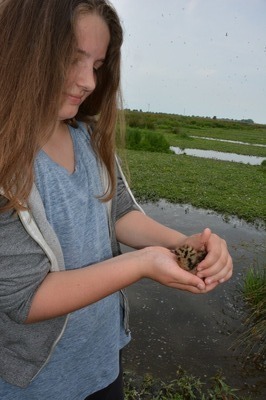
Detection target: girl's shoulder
<box><xmin>74</xmin><ymin>120</ymin><xmax>90</xmax><ymax>134</ymax></box>
<box><xmin>69</xmin><ymin>120</ymin><xmax>95</xmax><ymax>145</ymax></box>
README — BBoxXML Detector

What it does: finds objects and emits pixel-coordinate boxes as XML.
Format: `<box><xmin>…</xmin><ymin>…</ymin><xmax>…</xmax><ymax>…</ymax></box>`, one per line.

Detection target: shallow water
<box><xmin>122</xmin><ymin>200</ymin><xmax>266</xmax><ymax>399</ymax></box>
<box><xmin>170</xmin><ymin>146</ymin><xmax>266</xmax><ymax>165</ymax></box>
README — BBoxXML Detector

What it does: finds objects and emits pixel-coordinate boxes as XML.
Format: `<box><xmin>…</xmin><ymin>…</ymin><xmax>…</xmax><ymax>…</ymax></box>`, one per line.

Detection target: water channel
<box><xmin>122</xmin><ymin>200</ymin><xmax>266</xmax><ymax>399</ymax></box>
<box><xmin>170</xmin><ymin>146</ymin><xmax>266</xmax><ymax>165</ymax></box>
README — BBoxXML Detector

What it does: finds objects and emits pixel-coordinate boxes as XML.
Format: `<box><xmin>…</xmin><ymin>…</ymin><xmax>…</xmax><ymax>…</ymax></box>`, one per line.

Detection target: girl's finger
<box><xmin>200</xmin><ymin>227</ymin><xmax>212</xmax><ymax>246</ymax></box>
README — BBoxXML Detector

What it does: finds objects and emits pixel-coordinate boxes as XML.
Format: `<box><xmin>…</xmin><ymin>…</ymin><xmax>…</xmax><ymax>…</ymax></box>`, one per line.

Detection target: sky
<box><xmin>111</xmin><ymin>0</ymin><xmax>266</xmax><ymax>124</ymax></box>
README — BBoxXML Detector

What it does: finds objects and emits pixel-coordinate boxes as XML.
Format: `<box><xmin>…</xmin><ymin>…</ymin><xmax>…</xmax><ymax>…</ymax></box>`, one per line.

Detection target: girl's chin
<box><xmin>58</xmin><ymin>107</ymin><xmax>79</xmax><ymax>121</ymax></box>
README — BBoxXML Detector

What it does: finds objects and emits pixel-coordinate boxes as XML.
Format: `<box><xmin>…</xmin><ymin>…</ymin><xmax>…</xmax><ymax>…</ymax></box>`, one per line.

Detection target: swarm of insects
<box><xmin>173</xmin><ymin>244</ymin><xmax>207</xmax><ymax>273</ymax></box>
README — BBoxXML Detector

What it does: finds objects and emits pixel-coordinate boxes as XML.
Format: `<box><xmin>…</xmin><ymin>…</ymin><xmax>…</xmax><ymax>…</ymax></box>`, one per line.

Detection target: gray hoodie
<box><xmin>0</xmin><ymin>164</ymin><xmax>142</xmax><ymax>388</ymax></box>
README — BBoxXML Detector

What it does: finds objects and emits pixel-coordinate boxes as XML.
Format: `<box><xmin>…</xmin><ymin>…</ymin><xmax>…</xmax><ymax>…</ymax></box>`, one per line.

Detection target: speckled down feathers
<box><xmin>174</xmin><ymin>244</ymin><xmax>207</xmax><ymax>272</ymax></box>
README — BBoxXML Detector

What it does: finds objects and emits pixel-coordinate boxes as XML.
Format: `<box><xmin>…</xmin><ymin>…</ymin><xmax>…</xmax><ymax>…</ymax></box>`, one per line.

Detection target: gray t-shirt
<box><xmin>0</xmin><ymin>122</ymin><xmax>130</xmax><ymax>399</ymax></box>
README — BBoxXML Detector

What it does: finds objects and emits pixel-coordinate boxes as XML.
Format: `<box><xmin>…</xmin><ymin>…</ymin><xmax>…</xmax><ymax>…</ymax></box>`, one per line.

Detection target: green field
<box><xmin>123</xmin><ymin>110</ymin><xmax>266</xmax><ymax>226</ymax></box>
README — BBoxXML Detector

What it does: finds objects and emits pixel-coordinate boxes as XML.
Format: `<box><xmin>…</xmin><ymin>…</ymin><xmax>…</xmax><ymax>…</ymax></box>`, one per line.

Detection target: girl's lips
<box><xmin>66</xmin><ymin>93</ymin><xmax>83</xmax><ymax>105</ymax></box>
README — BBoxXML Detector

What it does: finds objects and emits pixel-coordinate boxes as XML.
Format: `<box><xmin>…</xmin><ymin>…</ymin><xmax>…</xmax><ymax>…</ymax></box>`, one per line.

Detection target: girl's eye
<box><xmin>70</xmin><ymin>52</ymin><xmax>84</xmax><ymax>65</ymax></box>
<box><xmin>71</xmin><ymin>57</ymin><xmax>80</xmax><ymax>65</ymax></box>
<box><xmin>70</xmin><ymin>54</ymin><xmax>104</xmax><ymax>71</ymax></box>
<box><xmin>93</xmin><ymin>62</ymin><xmax>104</xmax><ymax>72</ymax></box>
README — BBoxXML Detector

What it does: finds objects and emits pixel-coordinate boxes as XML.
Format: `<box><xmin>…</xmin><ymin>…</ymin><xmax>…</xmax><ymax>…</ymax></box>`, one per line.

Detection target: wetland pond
<box><xmin>122</xmin><ymin>200</ymin><xmax>266</xmax><ymax>399</ymax></box>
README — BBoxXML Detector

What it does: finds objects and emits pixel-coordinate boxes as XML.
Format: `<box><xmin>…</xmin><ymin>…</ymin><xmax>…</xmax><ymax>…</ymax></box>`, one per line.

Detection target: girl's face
<box><xmin>58</xmin><ymin>13</ymin><xmax>110</xmax><ymax>121</ymax></box>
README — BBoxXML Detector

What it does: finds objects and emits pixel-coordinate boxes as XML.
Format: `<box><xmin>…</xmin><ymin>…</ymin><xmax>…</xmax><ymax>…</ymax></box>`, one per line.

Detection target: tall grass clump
<box><xmin>126</xmin><ymin>128</ymin><xmax>171</xmax><ymax>153</ymax></box>
<box><xmin>237</xmin><ymin>264</ymin><xmax>266</xmax><ymax>357</ymax></box>
<box><xmin>125</xmin><ymin>111</ymin><xmax>156</xmax><ymax>130</ymax></box>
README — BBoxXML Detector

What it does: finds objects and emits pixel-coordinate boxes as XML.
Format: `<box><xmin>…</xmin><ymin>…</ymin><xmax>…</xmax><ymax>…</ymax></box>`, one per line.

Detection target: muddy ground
<box><xmin>122</xmin><ymin>200</ymin><xmax>266</xmax><ymax>399</ymax></box>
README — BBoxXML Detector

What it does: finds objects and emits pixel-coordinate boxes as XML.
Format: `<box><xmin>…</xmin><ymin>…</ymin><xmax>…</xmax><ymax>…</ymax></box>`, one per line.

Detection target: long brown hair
<box><xmin>0</xmin><ymin>0</ymin><xmax>123</xmax><ymax>211</ymax></box>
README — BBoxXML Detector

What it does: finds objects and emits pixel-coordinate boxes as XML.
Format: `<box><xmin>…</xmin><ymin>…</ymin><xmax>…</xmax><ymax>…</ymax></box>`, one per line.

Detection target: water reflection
<box><xmin>170</xmin><ymin>146</ymin><xmax>265</xmax><ymax>165</ymax></box>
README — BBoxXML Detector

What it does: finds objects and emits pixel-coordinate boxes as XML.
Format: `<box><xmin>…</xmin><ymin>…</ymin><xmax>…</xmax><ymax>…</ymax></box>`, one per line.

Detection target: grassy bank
<box><xmin>125</xmin><ymin>110</ymin><xmax>266</xmax><ymax>147</ymax></box>
<box><xmin>164</xmin><ymin>133</ymin><xmax>266</xmax><ymax>157</ymax></box>
<box><xmin>125</xmin><ymin>149</ymin><xmax>265</xmax><ymax>225</ymax></box>
<box><xmin>122</xmin><ymin>111</ymin><xmax>266</xmax><ymax>226</ymax></box>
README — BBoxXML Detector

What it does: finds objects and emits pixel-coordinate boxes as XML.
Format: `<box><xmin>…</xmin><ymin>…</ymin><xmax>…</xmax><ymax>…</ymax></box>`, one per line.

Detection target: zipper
<box><xmin>18</xmin><ymin>208</ymin><xmax>69</xmax><ymax>381</ymax></box>
<box><xmin>18</xmin><ymin>209</ymin><xmax>60</xmax><ymax>272</ymax></box>
<box><xmin>30</xmin><ymin>316</ymin><xmax>69</xmax><ymax>382</ymax></box>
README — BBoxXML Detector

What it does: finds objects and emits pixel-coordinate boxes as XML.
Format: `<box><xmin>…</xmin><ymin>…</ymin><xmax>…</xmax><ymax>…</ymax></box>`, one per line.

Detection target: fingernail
<box><xmin>197</xmin><ymin>283</ymin><xmax>205</xmax><ymax>290</ymax></box>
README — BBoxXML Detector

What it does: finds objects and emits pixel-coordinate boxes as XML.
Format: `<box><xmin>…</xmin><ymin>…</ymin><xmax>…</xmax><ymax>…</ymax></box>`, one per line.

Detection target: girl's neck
<box><xmin>42</xmin><ymin>122</ymin><xmax>76</xmax><ymax>174</ymax></box>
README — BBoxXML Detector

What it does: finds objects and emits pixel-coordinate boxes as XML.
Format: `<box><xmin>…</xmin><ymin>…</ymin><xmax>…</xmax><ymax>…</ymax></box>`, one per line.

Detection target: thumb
<box><xmin>200</xmin><ymin>228</ymin><xmax>212</xmax><ymax>247</ymax></box>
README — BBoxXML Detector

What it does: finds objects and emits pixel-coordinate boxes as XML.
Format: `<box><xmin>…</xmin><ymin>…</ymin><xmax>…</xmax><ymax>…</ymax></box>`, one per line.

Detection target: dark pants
<box><xmin>84</xmin><ymin>354</ymin><xmax>124</xmax><ymax>400</ymax></box>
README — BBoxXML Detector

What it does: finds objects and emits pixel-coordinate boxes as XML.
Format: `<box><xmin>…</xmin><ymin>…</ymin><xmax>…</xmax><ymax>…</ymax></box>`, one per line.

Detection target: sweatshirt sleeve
<box><xmin>115</xmin><ymin>163</ymin><xmax>143</xmax><ymax>221</ymax></box>
<box><xmin>0</xmin><ymin>198</ymin><xmax>51</xmax><ymax>323</ymax></box>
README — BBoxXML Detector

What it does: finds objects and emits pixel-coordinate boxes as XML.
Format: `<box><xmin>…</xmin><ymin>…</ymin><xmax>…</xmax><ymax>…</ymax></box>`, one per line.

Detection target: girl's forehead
<box><xmin>75</xmin><ymin>13</ymin><xmax>110</xmax><ymax>57</ymax></box>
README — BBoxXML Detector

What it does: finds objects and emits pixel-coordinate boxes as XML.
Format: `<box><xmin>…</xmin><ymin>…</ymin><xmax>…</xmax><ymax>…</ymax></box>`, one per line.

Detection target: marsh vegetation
<box><xmin>122</xmin><ymin>110</ymin><xmax>266</xmax><ymax>226</ymax></box>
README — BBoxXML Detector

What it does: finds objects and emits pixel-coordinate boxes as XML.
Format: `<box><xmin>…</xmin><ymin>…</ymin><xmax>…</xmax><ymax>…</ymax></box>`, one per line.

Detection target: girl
<box><xmin>0</xmin><ymin>0</ymin><xmax>233</xmax><ymax>399</ymax></box>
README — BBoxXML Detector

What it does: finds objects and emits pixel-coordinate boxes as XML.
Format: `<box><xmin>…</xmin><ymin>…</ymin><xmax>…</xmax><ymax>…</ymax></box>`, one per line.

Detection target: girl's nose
<box><xmin>76</xmin><ymin>66</ymin><xmax>96</xmax><ymax>92</ymax></box>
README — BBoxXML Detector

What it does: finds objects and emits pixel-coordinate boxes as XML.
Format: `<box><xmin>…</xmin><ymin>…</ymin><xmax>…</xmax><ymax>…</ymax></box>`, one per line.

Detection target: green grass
<box><xmin>125</xmin><ymin>110</ymin><xmax>266</xmax><ymax>145</ymax></box>
<box><xmin>163</xmin><ymin>132</ymin><xmax>266</xmax><ymax>157</ymax></box>
<box><xmin>236</xmin><ymin>265</ymin><xmax>266</xmax><ymax>357</ymax></box>
<box><xmin>125</xmin><ymin>149</ymin><xmax>266</xmax><ymax>225</ymax></box>
<box><xmin>126</xmin><ymin>127</ymin><xmax>171</xmax><ymax>153</ymax></box>
<box><xmin>177</xmin><ymin>125</ymin><xmax>266</xmax><ymax>146</ymax></box>
<box><xmin>243</xmin><ymin>266</ymin><xmax>266</xmax><ymax>306</ymax></box>
<box><xmin>122</xmin><ymin>110</ymin><xmax>266</xmax><ymax>225</ymax></box>
<box><xmin>124</xmin><ymin>368</ymin><xmax>250</xmax><ymax>400</ymax></box>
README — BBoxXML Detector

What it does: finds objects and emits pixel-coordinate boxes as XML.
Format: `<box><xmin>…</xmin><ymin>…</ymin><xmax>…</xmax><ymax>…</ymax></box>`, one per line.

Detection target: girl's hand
<box><xmin>139</xmin><ymin>245</ymin><xmax>220</xmax><ymax>294</ymax></box>
<box><xmin>182</xmin><ymin>228</ymin><xmax>233</xmax><ymax>286</ymax></box>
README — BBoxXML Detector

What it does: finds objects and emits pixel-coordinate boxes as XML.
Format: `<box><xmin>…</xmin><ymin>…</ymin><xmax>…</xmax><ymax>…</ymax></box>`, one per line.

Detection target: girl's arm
<box><xmin>115</xmin><ymin>210</ymin><xmax>187</xmax><ymax>249</ymax></box>
<box><xmin>26</xmin><ymin>245</ymin><xmax>212</xmax><ymax>323</ymax></box>
<box><xmin>115</xmin><ymin>210</ymin><xmax>233</xmax><ymax>286</ymax></box>
<box><xmin>1</xmin><ymin>198</ymin><xmax>232</xmax><ymax>324</ymax></box>
<box><xmin>27</xmin><ymin>210</ymin><xmax>232</xmax><ymax>323</ymax></box>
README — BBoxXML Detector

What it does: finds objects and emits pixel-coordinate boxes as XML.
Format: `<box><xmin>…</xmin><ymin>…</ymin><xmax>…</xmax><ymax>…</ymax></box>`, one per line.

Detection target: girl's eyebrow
<box><xmin>77</xmin><ymin>48</ymin><xmax>105</xmax><ymax>62</ymax></box>
<box><xmin>77</xmin><ymin>48</ymin><xmax>90</xmax><ymax>57</ymax></box>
